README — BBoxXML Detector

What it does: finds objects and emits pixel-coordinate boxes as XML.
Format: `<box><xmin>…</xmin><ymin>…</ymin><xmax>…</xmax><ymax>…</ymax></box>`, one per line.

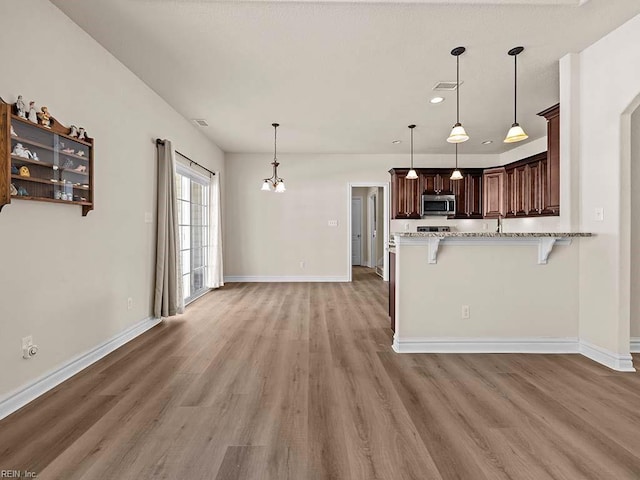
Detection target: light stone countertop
<box><xmin>393</xmin><ymin>232</ymin><xmax>592</xmax><ymax>238</ymax></box>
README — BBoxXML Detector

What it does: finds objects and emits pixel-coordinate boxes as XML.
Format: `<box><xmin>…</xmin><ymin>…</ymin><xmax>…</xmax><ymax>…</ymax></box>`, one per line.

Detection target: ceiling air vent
<box><xmin>192</xmin><ymin>119</ymin><xmax>209</xmax><ymax>127</ymax></box>
<box><xmin>433</xmin><ymin>81</ymin><xmax>462</xmax><ymax>91</ymax></box>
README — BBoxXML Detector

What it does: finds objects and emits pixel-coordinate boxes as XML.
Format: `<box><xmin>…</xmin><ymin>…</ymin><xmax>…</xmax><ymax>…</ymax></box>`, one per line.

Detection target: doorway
<box><xmin>348</xmin><ymin>183</ymin><xmax>390</xmax><ymax>282</ymax></box>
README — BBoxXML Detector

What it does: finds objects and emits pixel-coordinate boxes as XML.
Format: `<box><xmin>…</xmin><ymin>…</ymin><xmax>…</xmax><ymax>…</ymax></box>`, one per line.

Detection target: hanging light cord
<box><xmin>513</xmin><ymin>54</ymin><xmax>518</xmax><ymax>124</ymax></box>
<box><xmin>410</xmin><ymin>127</ymin><xmax>414</xmax><ymax>168</ymax></box>
<box><xmin>456</xmin><ymin>54</ymin><xmax>460</xmax><ymax>123</ymax></box>
<box><xmin>455</xmin><ymin>143</ymin><xmax>458</xmax><ymax>168</ymax></box>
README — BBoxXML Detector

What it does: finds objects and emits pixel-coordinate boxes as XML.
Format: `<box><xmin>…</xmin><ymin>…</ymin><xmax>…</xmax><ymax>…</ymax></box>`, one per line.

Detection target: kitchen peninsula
<box><xmin>389</xmin><ymin>231</ymin><xmax>592</xmax><ymax>356</ymax></box>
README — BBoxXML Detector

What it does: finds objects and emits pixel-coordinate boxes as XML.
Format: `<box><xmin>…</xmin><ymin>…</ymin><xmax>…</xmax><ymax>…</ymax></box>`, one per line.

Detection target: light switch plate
<box><xmin>595</xmin><ymin>208</ymin><xmax>604</xmax><ymax>222</ymax></box>
<box><xmin>328</xmin><ymin>220</ymin><xmax>338</xmax><ymax>227</ymax></box>
<box><xmin>144</xmin><ymin>212</ymin><xmax>153</xmax><ymax>224</ymax></box>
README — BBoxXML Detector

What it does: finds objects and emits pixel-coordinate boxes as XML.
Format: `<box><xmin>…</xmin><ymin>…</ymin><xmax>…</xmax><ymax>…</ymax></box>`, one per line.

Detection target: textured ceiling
<box><xmin>51</xmin><ymin>0</ymin><xmax>640</xmax><ymax>154</ymax></box>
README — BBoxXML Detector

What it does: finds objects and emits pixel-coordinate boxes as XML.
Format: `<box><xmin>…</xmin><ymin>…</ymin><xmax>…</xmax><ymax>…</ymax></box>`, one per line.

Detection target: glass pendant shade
<box><xmin>450</xmin><ymin>169</ymin><xmax>463</xmax><ymax>181</ymax></box>
<box><xmin>406</xmin><ymin>169</ymin><xmax>418</xmax><ymax>180</ymax></box>
<box><xmin>261</xmin><ymin>180</ymin><xmax>272</xmax><ymax>191</ymax></box>
<box><xmin>447</xmin><ymin>123</ymin><xmax>469</xmax><ymax>143</ymax></box>
<box><xmin>275</xmin><ymin>181</ymin><xmax>286</xmax><ymax>193</ymax></box>
<box><xmin>504</xmin><ymin>123</ymin><xmax>529</xmax><ymax>143</ymax></box>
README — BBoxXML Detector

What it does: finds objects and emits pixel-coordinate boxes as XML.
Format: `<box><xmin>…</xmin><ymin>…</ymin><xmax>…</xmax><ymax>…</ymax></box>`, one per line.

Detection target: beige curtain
<box><xmin>154</xmin><ymin>140</ymin><xmax>184</xmax><ymax>318</ymax></box>
<box><xmin>207</xmin><ymin>171</ymin><xmax>224</xmax><ymax>289</ymax></box>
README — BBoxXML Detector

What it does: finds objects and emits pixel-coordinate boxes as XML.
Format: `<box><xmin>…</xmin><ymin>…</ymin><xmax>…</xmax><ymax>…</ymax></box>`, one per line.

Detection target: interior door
<box><xmin>352</xmin><ymin>197</ymin><xmax>362</xmax><ymax>266</ymax></box>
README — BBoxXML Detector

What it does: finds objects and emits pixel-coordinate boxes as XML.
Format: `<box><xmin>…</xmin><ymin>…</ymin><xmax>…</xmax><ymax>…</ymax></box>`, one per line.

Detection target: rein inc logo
<box><xmin>0</xmin><ymin>471</ymin><xmax>37</xmax><ymax>478</ymax></box>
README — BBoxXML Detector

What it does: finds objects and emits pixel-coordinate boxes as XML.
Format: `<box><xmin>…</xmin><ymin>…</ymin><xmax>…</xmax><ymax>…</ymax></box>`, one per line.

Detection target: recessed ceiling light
<box><xmin>392</xmin><ymin>140</ymin><xmax>402</xmax><ymax>144</ymax></box>
<box><xmin>430</xmin><ymin>97</ymin><xmax>445</xmax><ymax>104</ymax></box>
<box><xmin>482</xmin><ymin>140</ymin><xmax>493</xmax><ymax>145</ymax></box>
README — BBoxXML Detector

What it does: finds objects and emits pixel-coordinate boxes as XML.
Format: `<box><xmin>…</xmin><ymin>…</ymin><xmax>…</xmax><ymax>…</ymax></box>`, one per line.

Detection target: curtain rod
<box><xmin>155</xmin><ymin>139</ymin><xmax>215</xmax><ymax>177</ymax></box>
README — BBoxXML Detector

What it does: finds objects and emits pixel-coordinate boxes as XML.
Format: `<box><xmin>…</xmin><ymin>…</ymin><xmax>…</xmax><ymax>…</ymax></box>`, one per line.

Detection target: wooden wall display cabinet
<box><xmin>0</xmin><ymin>99</ymin><xmax>94</xmax><ymax>216</ymax></box>
<box><xmin>390</xmin><ymin>168</ymin><xmax>483</xmax><ymax>220</ymax></box>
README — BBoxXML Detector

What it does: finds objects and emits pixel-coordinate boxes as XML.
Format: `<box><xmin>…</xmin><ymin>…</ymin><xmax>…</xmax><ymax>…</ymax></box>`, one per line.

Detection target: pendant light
<box><xmin>450</xmin><ymin>143</ymin><xmax>463</xmax><ymax>180</ymax></box>
<box><xmin>504</xmin><ymin>46</ymin><xmax>529</xmax><ymax>143</ymax></box>
<box><xmin>447</xmin><ymin>47</ymin><xmax>469</xmax><ymax>144</ymax></box>
<box><xmin>406</xmin><ymin>124</ymin><xmax>418</xmax><ymax>179</ymax></box>
<box><xmin>261</xmin><ymin>123</ymin><xmax>286</xmax><ymax>193</ymax></box>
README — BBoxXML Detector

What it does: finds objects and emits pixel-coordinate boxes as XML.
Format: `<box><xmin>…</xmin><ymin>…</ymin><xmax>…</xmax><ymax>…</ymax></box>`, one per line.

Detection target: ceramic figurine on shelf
<box><xmin>62</xmin><ymin>159</ymin><xmax>74</xmax><ymax>169</ymax></box>
<box><xmin>10</xmin><ymin>125</ymin><xmax>17</xmax><ymax>137</ymax></box>
<box><xmin>28</xmin><ymin>101</ymin><xmax>38</xmax><ymax>124</ymax></box>
<box><xmin>69</xmin><ymin>125</ymin><xmax>79</xmax><ymax>138</ymax></box>
<box><xmin>62</xmin><ymin>148</ymin><xmax>75</xmax><ymax>155</ymax></box>
<box><xmin>11</xmin><ymin>165</ymin><xmax>19</xmax><ymax>175</ymax></box>
<box><xmin>16</xmin><ymin>95</ymin><xmax>26</xmax><ymax>118</ymax></box>
<box><xmin>17</xmin><ymin>186</ymin><xmax>28</xmax><ymax>196</ymax></box>
<box><xmin>73</xmin><ymin>165</ymin><xmax>87</xmax><ymax>173</ymax></box>
<box><xmin>10</xmin><ymin>184</ymin><xmax>18</xmax><ymax>196</ymax></box>
<box><xmin>38</xmin><ymin>106</ymin><xmax>52</xmax><ymax>129</ymax></box>
<box><xmin>31</xmin><ymin>152</ymin><xmax>39</xmax><ymax>161</ymax></box>
<box><xmin>19</xmin><ymin>166</ymin><xmax>30</xmax><ymax>177</ymax></box>
<box><xmin>77</xmin><ymin>151</ymin><xmax>85</xmax><ymax>157</ymax></box>
<box><xmin>12</xmin><ymin>143</ymin><xmax>33</xmax><ymax>159</ymax></box>
<box><xmin>78</xmin><ymin>127</ymin><xmax>87</xmax><ymax>141</ymax></box>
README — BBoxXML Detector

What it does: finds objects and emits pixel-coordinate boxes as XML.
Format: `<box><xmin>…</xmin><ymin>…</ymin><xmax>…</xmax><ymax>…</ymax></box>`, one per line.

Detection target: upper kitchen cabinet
<box><xmin>421</xmin><ymin>170</ymin><xmax>452</xmax><ymax>195</ymax></box>
<box><xmin>450</xmin><ymin>169</ymin><xmax>483</xmax><ymax>219</ymax></box>
<box><xmin>483</xmin><ymin>167</ymin><xmax>505</xmax><ymax>219</ymax></box>
<box><xmin>389</xmin><ymin>168</ymin><xmax>421</xmax><ymax>219</ymax></box>
<box><xmin>537</xmin><ymin>103</ymin><xmax>560</xmax><ymax>215</ymax></box>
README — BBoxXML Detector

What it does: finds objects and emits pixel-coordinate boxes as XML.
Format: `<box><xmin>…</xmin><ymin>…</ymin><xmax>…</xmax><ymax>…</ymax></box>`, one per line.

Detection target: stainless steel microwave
<box><xmin>421</xmin><ymin>194</ymin><xmax>456</xmax><ymax>216</ymax></box>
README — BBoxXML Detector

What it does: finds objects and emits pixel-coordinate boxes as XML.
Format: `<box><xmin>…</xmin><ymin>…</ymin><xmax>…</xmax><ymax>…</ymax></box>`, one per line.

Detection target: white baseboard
<box><xmin>579</xmin><ymin>340</ymin><xmax>636</xmax><ymax>372</ymax></box>
<box><xmin>0</xmin><ymin>317</ymin><xmax>162</xmax><ymax>421</ymax></box>
<box><xmin>224</xmin><ymin>275</ymin><xmax>349</xmax><ymax>283</ymax></box>
<box><xmin>631</xmin><ymin>337</ymin><xmax>640</xmax><ymax>353</ymax></box>
<box><xmin>392</xmin><ymin>337</ymin><xmax>580</xmax><ymax>354</ymax></box>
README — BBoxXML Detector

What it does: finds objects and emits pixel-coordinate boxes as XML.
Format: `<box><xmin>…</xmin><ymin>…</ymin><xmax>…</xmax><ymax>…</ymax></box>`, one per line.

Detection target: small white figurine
<box><xmin>16</xmin><ymin>95</ymin><xmax>26</xmax><ymax>118</ymax></box>
<box><xmin>76</xmin><ymin>151</ymin><xmax>85</xmax><ymax>157</ymax></box>
<box><xmin>69</xmin><ymin>125</ymin><xmax>78</xmax><ymax>138</ymax></box>
<box><xmin>10</xmin><ymin>126</ymin><xmax>17</xmax><ymax>137</ymax></box>
<box><xmin>78</xmin><ymin>127</ymin><xmax>87</xmax><ymax>141</ymax></box>
<box><xmin>28</xmin><ymin>101</ymin><xmax>38</xmax><ymax>124</ymax></box>
<box><xmin>12</xmin><ymin>143</ymin><xmax>33</xmax><ymax>159</ymax></box>
<box><xmin>31</xmin><ymin>151</ymin><xmax>39</xmax><ymax>161</ymax></box>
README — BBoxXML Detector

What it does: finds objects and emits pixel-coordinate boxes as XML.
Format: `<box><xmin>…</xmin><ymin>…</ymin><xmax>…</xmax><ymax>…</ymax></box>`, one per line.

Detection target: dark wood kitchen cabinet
<box><xmin>389</xmin><ymin>168</ymin><xmax>421</xmax><ymax>219</ymax></box>
<box><xmin>505</xmin><ymin>152</ymin><xmax>550</xmax><ymax>218</ymax></box>
<box><xmin>390</xmin><ymin>168</ymin><xmax>482</xmax><ymax>219</ymax></box>
<box><xmin>483</xmin><ymin>167</ymin><xmax>505</xmax><ymax>218</ymax></box>
<box><xmin>538</xmin><ymin>103</ymin><xmax>560</xmax><ymax>215</ymax></box>
<box><xmin>421</xmin><ymin>171</ymin><xmax>452</xmax><ymax>195</ymax></box>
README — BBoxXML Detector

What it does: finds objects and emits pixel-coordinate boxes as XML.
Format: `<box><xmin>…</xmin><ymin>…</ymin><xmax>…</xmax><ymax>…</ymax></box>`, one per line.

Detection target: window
<box><xmin>176</xmin><ymin>162</ymin><xmax>210</xmax><ymax>304</ymax></box>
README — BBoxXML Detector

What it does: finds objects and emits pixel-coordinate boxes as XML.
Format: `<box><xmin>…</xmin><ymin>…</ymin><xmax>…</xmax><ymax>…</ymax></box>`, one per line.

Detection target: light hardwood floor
<box><xmin>1</xmin><ymin>267</ymin><xmax>640</xmax><ymax>479</ymax></box>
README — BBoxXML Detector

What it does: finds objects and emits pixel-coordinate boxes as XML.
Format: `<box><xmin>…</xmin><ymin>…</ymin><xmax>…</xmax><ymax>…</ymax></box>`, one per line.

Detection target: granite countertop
<box><xmin>392</xmin><ymin>232</ymin><xmax>592</xmax><ymax>238</ymax></box>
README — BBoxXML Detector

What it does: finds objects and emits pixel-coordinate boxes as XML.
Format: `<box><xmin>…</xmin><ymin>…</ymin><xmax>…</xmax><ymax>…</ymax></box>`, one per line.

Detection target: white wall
<box><xmin>0</xmin><ymin>0</ymin><xmax>224</xmax><ymax>398</ymax></box>
<box><xmin>224</xmin><ymin>152</ymin><xmax>498</xmax><ymax>279</ymax></box>
<box><xmin>395</xmin><ymin>242</ymin><xmax>579</xmax><ymax>340</ymax></box>
<box><xmin>631</xmin><ymin>108</ymin><xmax>640</xmax><ymax>338</ymax></box>
<box><xmin>573</xmin><ymin>13</ymin><xmax>640</xmax><ymax>354</ymax></box>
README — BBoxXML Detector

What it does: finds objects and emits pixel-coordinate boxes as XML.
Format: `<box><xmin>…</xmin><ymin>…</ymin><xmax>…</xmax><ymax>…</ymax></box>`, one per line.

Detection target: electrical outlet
<box><xmin>482</xmin><ymin>222</ymin><xmax>488</xmax><ymax>231</ymax></box>
<box><xmin>127</xmin><ymin>297</ymin><xmax>133</xmax><ymax>310</ymax></box>
<box><xmin>594</xmin><ymin>208</ymin><xmax>604</xmax><ymax>222</ymax></box>
<box><xmin>299</xmin><ymin>261</ymin><xmax>305</xmax><ymax>269</ymax></box>
<box><xmin>461</xmin><ymin>305</ymin><xmax>470</xmax><ymax>319</ymax></box>
<box><xmin>404</xmin><ymin>223</ymin><xmax>410</xmax><ymax>231</ymax></box>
